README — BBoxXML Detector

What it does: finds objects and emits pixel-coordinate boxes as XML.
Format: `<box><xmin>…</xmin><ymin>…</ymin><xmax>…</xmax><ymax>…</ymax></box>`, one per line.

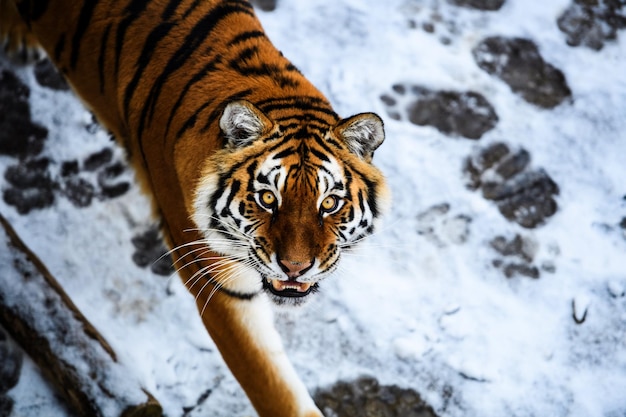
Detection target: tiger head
<box><xmin>193</xmin><ymin>100</ymin><xmax>389</xmax><ymax>306</ymax></box>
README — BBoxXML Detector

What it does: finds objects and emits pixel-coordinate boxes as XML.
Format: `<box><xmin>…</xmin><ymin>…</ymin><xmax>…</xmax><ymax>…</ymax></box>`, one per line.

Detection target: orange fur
<box><xmin>0</xmin><ymin>1</ymin><xmax>388</xmax><ymax>415</ymax></box>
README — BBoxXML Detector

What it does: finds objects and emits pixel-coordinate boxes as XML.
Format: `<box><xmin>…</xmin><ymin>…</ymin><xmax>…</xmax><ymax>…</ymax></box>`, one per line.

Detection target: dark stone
<box><xmin>0</xmin><ymin>328</ymin><xmax>23</xmax><ymax>393</ymax></box>
<box><xmin>33</xmin><ymin>59</ymin><xmax>70</xmax><ymax>91</ymax></box>
<box><xmin>448</xmin><ymin>0</ymin><xmax>505</xmax><ymax>10</ymax></box>
<box><xmin>472</xmin><ymin>36</ymin><xmax>572</xmax><ymax>108</ymax></box>
<box><xmin>401</xmin><ymin>87</ymin><xmax>498</xmax><ymax>139</ymax></box>
<box><xmin>314</xmin><ymin>376</ymin><xmax>438</xmax><ymax>417</ymax></box>
<box><xmin>557</xmin><ymin>0</ymin><xmax>626</xmax><ymax>50</ymax></box>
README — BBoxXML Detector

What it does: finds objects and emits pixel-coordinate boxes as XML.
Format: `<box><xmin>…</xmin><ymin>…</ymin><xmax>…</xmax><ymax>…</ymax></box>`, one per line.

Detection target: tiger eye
<box><xmin>321</xmin><ymin>196</ymin><xmax>338</xmax><ymax>212</ymax></box>
<box><xmin>261</xmin><ymin>191</ymin><xmax>276</xmax><ymax>207</ymax></box>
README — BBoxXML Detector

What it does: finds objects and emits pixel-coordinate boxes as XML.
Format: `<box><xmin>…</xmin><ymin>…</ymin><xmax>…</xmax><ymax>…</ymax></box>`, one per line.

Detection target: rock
<box><xmin>472</xmin><ymin>36</ymin><xmax>572</xmax><ymax>108</ymax></box>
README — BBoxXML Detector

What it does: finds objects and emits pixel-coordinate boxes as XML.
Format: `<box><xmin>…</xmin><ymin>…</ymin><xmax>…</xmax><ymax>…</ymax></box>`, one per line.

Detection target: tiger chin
<box><xmin>1</xmin><ymin>0</ymin><xmax>389</xmax><ymax>415</ymax></box>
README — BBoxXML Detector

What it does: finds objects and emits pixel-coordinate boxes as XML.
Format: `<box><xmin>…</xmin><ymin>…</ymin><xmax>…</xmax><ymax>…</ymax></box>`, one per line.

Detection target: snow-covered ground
<box><xmin>1</xmin><ymin>0</ymin><xmax>625</xmax><ymax>416</ymax></box>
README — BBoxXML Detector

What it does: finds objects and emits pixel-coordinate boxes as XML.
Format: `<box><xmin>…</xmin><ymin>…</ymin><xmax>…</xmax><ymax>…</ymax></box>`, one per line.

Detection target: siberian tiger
<box><xmin>0</xmin><ymin>0</ymin><xmax>389</xmax><ymax>415</ymax></box>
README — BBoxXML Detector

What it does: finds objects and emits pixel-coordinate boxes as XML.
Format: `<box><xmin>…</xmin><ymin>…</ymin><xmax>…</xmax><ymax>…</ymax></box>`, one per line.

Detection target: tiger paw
<box><xmin>380</xmin><ymin>84</ymin><xmax>498</xmax><ymax>140</ymax></box>
<box><xmin>463</xmin><ymin>142</ymin><xmax>559</xmax><ymax>228</ymax></box>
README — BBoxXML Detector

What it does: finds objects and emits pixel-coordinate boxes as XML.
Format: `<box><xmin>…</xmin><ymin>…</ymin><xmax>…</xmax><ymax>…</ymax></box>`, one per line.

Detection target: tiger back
<box><xmin>0</xmin><ymin>1</ymin><xmax>389</xmax><ymax>416</ymax></box>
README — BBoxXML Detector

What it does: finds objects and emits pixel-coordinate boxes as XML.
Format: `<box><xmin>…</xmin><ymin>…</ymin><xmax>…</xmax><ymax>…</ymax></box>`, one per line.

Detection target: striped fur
<box><xmin>0</xmin><ymin>0</ymin><xmax>388</xmax><ymax>415</ymax></box>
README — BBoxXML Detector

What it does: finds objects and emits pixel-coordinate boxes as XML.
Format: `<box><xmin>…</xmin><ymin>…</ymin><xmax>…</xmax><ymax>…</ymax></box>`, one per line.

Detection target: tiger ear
<box><xmin>220</xmin><ymin>100</ymin><xmax>273</xmax><ymax>148</ymax></box>
<box><xmin>334</xmin><ymin>113</ymin><xmax>385</xmax><ymax>161</ymax></box>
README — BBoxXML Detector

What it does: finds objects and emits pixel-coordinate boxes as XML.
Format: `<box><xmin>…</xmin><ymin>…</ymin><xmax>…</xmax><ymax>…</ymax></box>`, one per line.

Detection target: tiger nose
<box><xmin>279</xmin><ymin>259</ymin><xmax>313</xmax><ymax>278</ymax></box>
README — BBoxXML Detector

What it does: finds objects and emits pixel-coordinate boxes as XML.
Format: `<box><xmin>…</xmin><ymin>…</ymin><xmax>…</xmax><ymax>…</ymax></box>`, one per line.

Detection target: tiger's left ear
<box><xmin>334</xmin><ymin>113</ymin><xmax>385</xmax><ymax>161</ymax></box>
<box><xmin>220</xmin><ymin>100</ymin><xmax>274</xmax><ymax>148</ymax></box>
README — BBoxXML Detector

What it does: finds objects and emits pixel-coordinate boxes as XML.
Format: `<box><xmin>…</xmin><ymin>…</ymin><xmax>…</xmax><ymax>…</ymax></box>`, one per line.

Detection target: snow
<box><xmin>2</xmin><ymin>0</ymin><xmax>626</xmax><ymax>416</ymax></box>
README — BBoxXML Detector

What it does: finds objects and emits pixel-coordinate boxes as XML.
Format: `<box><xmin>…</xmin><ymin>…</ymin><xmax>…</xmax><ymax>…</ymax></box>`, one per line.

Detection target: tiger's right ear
<box><xmin>220</xmin><ymin>100</ymin><xmax>273</xmax><ymax>148</ymax></box>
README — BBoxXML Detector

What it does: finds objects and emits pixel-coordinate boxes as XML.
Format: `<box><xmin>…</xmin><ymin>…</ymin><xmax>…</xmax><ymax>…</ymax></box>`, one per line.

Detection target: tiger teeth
<box><xmin>269</xmin><ymin>279</ymin><xmax>312</xmax><ymax>293</ymax></box>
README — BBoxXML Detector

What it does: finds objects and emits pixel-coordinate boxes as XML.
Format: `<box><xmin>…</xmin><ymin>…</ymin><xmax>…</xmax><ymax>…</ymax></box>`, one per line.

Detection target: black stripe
<box><xmin>256</xmin><ymin>95</ymin><xmax>329</xmax><ymax>107</ymax></box>
<box><xmin>164</xmin><ymin>52</ymin><xmax>222</xmax><ymax>139</ymax></box>
<box><xmin>53</xmin><ymin>33</ymin><xmax>65</xmax><ymax>62</ymax></box>
<box><xmin>181</xmin><ymin>0</ymin><xmax>203</xmax><ymax>19</ymax></box>
<box><xmin>272</xmin><ymin>148</ymin><xmax>296</xmax><ymax>160</ymax></box>
<box><xmin>97</xmin><ymin>23</ymin><xmax>112</xmax><ymax>94</ymax></box>
<box><xmin>221</xmin><ymin>180</ymin><xmax>241</xmax><ymax>217</ymax></box>
<box><xmin>261</xmin><ymin>101</ymin><xmax>337</xmax><ymax>117</ymax></box>
<box><xmin>16</xmin><ymin>0</ymin><xmax>49</xmax><ymax>22</ymax></box>
<box><xmin>227</xmin><ymin>30</ymin><xmax>266</xmax><ymax>46</ymax></box>
<box><xmin>70</xmin><ymin>0</ymin><xmax>99</xmax><ymax>69</ymax></box>
<box><xmin>310</xmin><ymin>147</ymin><xmax>330</xmax><ymax>162</ymax></box>
<box><xmin>275</xmin><ymin>114</ymin><xmax>333</xmax><ymax>127</ymax></box>
<box><xmin>114</xmin><ymin>0</ymin><xmax>149</xmax><ymax>80</ymax></box>
<box><xmin>175</xmin><ymin>99</ymin><xmax>215</xmax><ymax>139</ymax></box>
<box><xmin>126</xmin><ymin>21</ymin><xmax>176</xmax><ymax>135</ymax></box>
<box><xmin>140</xmin><ymin>1</ymin><xmax>254</xmax><ymax>134</ymax></box>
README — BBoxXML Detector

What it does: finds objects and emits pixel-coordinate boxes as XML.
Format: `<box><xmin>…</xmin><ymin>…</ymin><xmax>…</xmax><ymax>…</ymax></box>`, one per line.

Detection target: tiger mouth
<box><xmin>263</xmin><ymin>278</ymin><xmax>316</xmax><ymax>298</ymax></box>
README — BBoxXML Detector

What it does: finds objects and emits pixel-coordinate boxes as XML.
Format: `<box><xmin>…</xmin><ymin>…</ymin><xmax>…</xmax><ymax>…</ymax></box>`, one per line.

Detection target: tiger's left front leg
<box><xmin>183</xmin><ymin>271</ymin><xmax>323</xmax><ymax>417</ymax></box>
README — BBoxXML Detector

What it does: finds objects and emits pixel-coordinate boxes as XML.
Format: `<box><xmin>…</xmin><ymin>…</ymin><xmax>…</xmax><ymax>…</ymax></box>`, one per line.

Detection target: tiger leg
<box><xmin>184</xmin><ymin>274</ymin><xmax>323</xmax><ymax>417</ymax></box>
<box><xmin>0</xmin><ymin>0</ymin><xmax>40</xmax><ymax>62</ymax></box>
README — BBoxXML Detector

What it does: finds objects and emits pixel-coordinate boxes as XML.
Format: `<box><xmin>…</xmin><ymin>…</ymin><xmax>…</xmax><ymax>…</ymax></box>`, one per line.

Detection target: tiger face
<box><xmin>193</xmin><ymin>100</ymin><xmax>388</xmax><ymax>306</ymax></box>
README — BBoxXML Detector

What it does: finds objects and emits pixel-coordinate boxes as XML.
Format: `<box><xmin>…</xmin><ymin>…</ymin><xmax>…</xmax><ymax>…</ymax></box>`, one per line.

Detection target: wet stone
<box><xmin>557</xmin><ymin>0</ymin><xmax>626</xmax><ymax>50</ymax></box>
<box><xmin>314</xmin><ymin>376</ymin><xmax>438</xmax><ymax>417</ymax></box>
<box><xmin>33</xmin><ymin>59</ymin><xmax>70</xmax><ymax>91</ymax></box>
<box><xmin>472</xmin><ymin>36</ymin><xmax>572</xmax><ymax>108</ymax></box>
<box><xmin>447</xmin><ymin>0</ymin><xmax>505</xmax><ymax>11</ymax></box>
<box><xmin>381</xmin><ymin>84</ymin><xmax>498</xmax><ymax>139</ymax></box>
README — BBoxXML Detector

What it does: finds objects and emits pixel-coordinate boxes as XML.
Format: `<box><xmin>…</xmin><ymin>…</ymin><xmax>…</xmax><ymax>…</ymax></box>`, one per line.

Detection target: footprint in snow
<box><xmin>463</xmin><ymin>142</ymin><xmax>559</xmax><ymax>229</ymax></box>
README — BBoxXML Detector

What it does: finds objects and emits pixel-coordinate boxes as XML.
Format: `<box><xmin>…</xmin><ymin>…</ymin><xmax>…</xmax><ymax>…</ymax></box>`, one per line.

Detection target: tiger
<box><xmin>0</xmin><ymin>0</ymin><xmax>389</xmax><ymax>416</ymax></box>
